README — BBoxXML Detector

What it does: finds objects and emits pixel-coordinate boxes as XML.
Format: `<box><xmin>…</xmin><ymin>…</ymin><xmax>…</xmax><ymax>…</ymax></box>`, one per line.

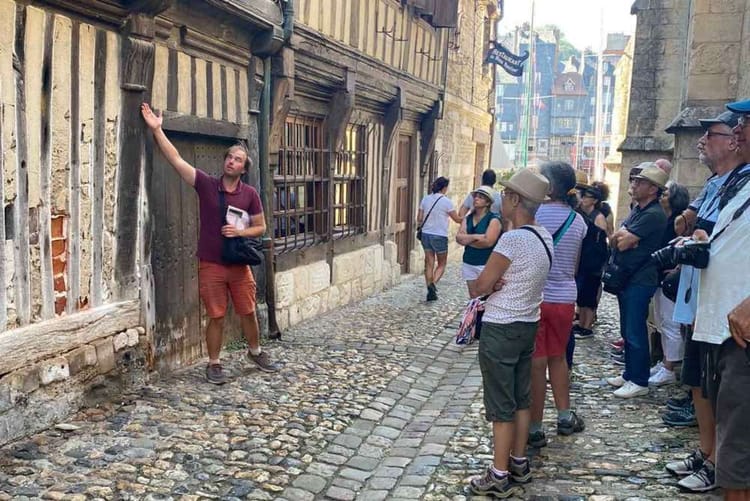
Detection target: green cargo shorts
<box><xmin>478</xmin><ymin>320</ymin><xmax>539</xmax><ymax>422</ymax></box>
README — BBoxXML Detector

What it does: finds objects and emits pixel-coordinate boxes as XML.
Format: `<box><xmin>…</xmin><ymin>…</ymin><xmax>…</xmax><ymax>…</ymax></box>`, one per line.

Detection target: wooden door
<box><xmin>394</xmin><ymin>135</ymin><xmax>413</xmax><ymax>273</ymax></box>
<box><xmin>149</xmin><ymin>133</ymin><xmax>234</xmax><ymax>370</ymax></box>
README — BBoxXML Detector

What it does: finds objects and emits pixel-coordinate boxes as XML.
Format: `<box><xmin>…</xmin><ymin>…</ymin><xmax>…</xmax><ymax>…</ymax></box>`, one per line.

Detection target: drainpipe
<box><xmin>259</xmin><ymin>0</ymin><xmax>293</xmax><ymax>340</ymax></box>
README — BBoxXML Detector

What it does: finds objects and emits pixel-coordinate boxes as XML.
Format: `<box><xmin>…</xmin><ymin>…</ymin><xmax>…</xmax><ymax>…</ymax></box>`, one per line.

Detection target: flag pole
<box><xmin>521</xmin><ymin>0</ymin><xmax>536</xmax><ymax>168</ymax></box>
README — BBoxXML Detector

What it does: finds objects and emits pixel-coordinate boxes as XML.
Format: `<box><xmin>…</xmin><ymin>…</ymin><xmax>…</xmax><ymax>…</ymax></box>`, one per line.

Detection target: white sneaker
<box><xmin>614</xmin><ymin>381</ymin><xmax>649</xmax><ymax>398</ymax></box>
<box><xmin>648</xmin><ymin>366</ymin><xmax>676</xmax><ymax>386</ymax></box>
<box><xmin>606</xmin><ymin>375</ymin><xmax>627</xmax><ymax>388</ymax></box>
<box><xmin>649</xmin><ymin>361</ymin><xmax>664</xmax><ymax>376</ymax></box>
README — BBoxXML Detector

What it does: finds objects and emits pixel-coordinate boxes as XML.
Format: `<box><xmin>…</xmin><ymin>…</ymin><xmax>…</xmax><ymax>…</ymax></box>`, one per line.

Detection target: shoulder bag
<box><xmin>218</xmin><ymin>190</ymin><xmax>263</xmax><ymax>266</ymax></box>
<box><xmin>417</xmin><ymin>195</ymin><xmax>443</xmax><ymax>240</ymax></box>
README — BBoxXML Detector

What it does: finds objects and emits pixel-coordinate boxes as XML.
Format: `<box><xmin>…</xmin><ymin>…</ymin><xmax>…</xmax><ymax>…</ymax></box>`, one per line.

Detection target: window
<box><xmin>274</xmin><ymin>117</ymin><xmax>367</xmax><ymax>253</ymax></box>
<box><xmin>332</xmin><ymin>125</ymin><xmax>367</xmax><ymax>239</ymax></box>
<box><xmin>564</xmin><ymin>99</ymin><xmax>574</xmax><ymax>111</ymax></box>
<box><xmin>557</xmin><ymin>118</ymin><xmax>574</xmax><ymax>129</ymax></box>
<box><xmin>274</xmin><ymin>116</ymin><xmax>329</xmax><ymax>252</ymax></box>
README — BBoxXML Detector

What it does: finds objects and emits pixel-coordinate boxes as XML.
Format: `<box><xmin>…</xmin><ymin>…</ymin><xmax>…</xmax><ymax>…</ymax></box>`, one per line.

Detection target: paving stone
<box><xmin>356</xmin><ymin>490</ymin><xmax>389</xmax><ymax>501</ymax></box>
<box><xmin>339</xmin><ymin>467</ymin><xmax>372</xmax><ymax>482</ymax></box>
<box><xmin>325</xmin><ymin>486</ymin><xmax>355</xmax><ymax>501</ymax></box>
<box><xmin>368</xmin><ymin>476</ymin><xmax>398</xmax><ymax>490</ymax></box>
<box><xmin>392</xmin><ymin>486</ymin><xmax>424</xmax><ymax>498</ymax></box>
<box><xmin>345</xmin><ymin>455</ymin><xmax>380</xmax><ymax>471</ymax></box>
<box><xmin>291</xmin><ymin>474</ymin><xmax>326</xmax><ymax>494</ymax></box>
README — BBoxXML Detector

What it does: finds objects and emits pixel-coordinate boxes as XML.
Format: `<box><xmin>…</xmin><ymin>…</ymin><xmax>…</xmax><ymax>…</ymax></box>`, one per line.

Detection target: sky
<box><xmin>498</xmin><ymin>0</ymin><xmax>637</xmax><ymax>51</ymax></box>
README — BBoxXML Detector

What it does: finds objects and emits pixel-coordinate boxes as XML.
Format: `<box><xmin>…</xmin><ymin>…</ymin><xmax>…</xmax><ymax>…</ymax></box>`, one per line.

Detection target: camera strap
<box><xmin>709</xmin><ymin>191</ymin><xmax>750</xmax><ymax>244</ymax></box>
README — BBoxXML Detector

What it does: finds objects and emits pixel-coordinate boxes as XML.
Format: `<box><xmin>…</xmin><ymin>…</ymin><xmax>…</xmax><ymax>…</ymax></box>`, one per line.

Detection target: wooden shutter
<box><xmin>432</xmin><ymin>0</ymin><xmax>459</xmax><ymax>28</ymax></box>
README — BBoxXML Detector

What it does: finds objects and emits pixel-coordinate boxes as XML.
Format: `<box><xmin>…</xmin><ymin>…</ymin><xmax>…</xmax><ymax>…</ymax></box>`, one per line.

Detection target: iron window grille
<box><xmin>273</xmin><ymin>117</ymin><xmax>368</xmax><ymax>254</ymax></box>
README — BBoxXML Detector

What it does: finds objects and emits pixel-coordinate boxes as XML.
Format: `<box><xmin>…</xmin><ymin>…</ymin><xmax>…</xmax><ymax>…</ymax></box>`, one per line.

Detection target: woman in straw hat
<box><xmin>467</xmin><ymin>169</ymin><xmax>553</xmax><ymax>498</ymax></box>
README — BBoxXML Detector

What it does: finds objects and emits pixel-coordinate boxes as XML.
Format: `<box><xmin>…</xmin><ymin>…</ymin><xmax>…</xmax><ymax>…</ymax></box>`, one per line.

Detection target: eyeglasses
<box><xmin>703</xmin><ymin>131</ymin><xmax>734</xmax><ymax>138</ymax></box>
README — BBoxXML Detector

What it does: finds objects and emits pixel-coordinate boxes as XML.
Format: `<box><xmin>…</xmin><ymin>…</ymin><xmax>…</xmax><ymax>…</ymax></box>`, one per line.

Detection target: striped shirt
<box><xmin>536</xmin><ymin>202</ymin><xmax>587</xmax><ymax>304</ymax></box>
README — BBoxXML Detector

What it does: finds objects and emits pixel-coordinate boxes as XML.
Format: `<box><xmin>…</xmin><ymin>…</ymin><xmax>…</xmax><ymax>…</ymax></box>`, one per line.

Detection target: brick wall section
<box><xmin>51</xmin><ymin>214</ymin><xmax>68</xmax><ymax>315</ymax></box>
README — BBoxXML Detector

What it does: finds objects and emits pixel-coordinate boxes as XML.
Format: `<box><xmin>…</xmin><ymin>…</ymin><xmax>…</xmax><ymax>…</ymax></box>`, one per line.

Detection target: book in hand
<box><xmin>226</xmin><ymin>205</ymin><xmax>250</xmax><ymax>230</ymax></box>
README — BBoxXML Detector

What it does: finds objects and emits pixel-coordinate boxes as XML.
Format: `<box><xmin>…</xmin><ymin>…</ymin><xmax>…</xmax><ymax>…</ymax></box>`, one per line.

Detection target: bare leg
<box><xmin>725</xmin><ymin>490</ymin><xmax>750</xmax><ymax>501</ymax></box>
<box><xmin>239</xmin><ymin>313</ymin><xmax>261</xmax><ymax>352</ymax></box>
<box><xmin>492</xmin><ymin>421</ymin><xmax>514</xmax><ymax>471</ymax></box>
<box><xmin>548</xmin><ymin>355</ymin><xmax>570</xmax><ymax>411</ymax></box>
<box><xmin>433</xmin><ymin>252</ymin><xmax>448</xmax><ymax>284</ymax></box>
<box><xmin>512</xmin><ymin>409</ymin><xmax>530</xmax><ymax>458</ymax></box>
<box><xmin>206</xmin><ymin>317</ymin><xmax>225</xmax><ymax>362</ymax></box>
<box><xmin>692</xmin><ymin>387</ymin><xmax>716</xmax><ymax>460</ymax></box>
<box><xmin>579</xmin><ymin>307</ymin><xmax>595</xmax><ymax>330</ymax></box>
<box><xmin>424</xmin><ymin>252</ymin><xmax>436</xmax><ymax>286</ymax></box>
<box><xmin>530</xmin><ymin>357</ymin><xmax>548</xmax><ymax>424</ymax></box>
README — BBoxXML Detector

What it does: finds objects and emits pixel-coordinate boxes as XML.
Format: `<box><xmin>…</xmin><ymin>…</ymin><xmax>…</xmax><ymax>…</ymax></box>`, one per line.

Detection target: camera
<box><xmin>651</xmin><ymin>239</ymin><xmax>711</xmax><ymax>270</ymax></box>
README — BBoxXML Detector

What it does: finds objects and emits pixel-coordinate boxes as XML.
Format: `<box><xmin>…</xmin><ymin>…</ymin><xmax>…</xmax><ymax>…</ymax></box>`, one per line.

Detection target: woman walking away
<box><xmin>456</xmin><ymin>186</ymin><xmax>503</xmax><ymax>339</ymax></box>
<box><xmin>573</xmin><ymin>180</ymin><xmax>610</xmax><ymax>340</ymax></box>
<box><xmin>649</xmin><ymin>181</ymin><xmax>690</xmax><ymax>386</ymax></box>
<box><xmin>528</xmin><ymin>162</ymin><xmax>587</xmax><ymax>449</ymax></box>
<box><xmin>417</xmin><ymin>176</ymin><xmax>462</xmax><ymax>301</ymax></box>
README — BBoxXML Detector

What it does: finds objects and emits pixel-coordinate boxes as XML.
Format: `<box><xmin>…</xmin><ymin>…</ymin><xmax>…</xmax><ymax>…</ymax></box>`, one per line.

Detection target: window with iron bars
<box><xmin>273</xmin><ymin>117</ymin><xmax>367</xmax><ymax>253</ymax></box>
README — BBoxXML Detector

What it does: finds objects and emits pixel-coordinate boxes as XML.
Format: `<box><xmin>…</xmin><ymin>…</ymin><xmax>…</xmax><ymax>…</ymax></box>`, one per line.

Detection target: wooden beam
<box><xmin>419</xmin><ymin>99</ymin><xmax>441</xmax><ymax>178</ymax></box>
<box><xmin>323</xmin><ymin>69</ymin><xmax>356</xmax><ymax>151</ymax></box>
<box><xmin>161</xmin><ymin>111</ymin><xmax>246</xmax><ymax>138</ymax></box>
<box><xmin>91</xmin><ymin>29</ymin><xmax>107</xmax><ymax>308</ymax></box>
<box><xmin>380</xmin><ymin>88</ymin><xmax>404</xmax><ymax>243</ymax></box>
<box><xmin>115</xmin><ymin>14</ymin><xmax>156</xmax><ymax>301</ymax></box>
<box><xmin>68</xmin><ymin>20</ymin><xmax>81</xmax><ymax>315</ymax></box>
<box><xmin>0</xmin><ymin>300</ymin><xmax>140</xmax><ymax>376</ymax></box>
<box><xmin>13</xmin><ymin>5</ymin><xmax>31</xmax><ymax>326</ymax></box>
<box><xmin>39</xmin><ymin>12</ymin><xmax>55</xmax><ymax>320</ymax></box>
<box><xmin>0</xmin><ymin>100</ymin><xmax>6</xmax><ymax>329</ymax></box>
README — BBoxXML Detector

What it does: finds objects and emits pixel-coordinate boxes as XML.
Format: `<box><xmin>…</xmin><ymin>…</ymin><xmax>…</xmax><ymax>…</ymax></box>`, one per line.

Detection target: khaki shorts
<box><xmin>478</xmin><ymin>321</ymin><xmax>538</xmax><ymax>422</ymax></box>
<box><xmin>198</xmin><ymin>261</ymin><xmax>257</xmax><ymax>318</ymax></box>
<box><xmin>715</xmin><ymin>341</ymin><xmax>750</xmax><ymax>489</ymax></box>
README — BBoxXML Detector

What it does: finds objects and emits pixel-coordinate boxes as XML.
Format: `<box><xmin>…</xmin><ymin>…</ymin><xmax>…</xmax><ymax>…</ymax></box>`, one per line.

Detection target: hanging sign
<box><xmin>484</xmin><ymin>41</ymin><xmax>529</xmax><ymax>77</ymax></box>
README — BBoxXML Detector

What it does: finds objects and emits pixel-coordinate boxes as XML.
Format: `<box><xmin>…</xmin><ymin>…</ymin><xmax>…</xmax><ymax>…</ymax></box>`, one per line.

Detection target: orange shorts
<box><xmin>533</xmin><ymin>302</ymin><xmax>575</xmax><ymax>359</ymax></box>
<box><xmin>198</xmin><ymin>261</ymin><xmax>257</xmax><ymax>318</ymax></box>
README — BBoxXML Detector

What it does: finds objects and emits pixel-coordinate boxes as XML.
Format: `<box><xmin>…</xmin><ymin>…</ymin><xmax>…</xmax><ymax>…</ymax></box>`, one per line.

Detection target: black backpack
<box><xmin>577</xmin><ymin>208</ymin><xmax>609</xmax><ymax>276</ymax></box>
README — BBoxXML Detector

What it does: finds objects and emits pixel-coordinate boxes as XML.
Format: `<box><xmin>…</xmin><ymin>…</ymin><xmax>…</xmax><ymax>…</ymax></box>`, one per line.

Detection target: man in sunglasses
<box><xmin>688</xmin><ymin>100</ymin><xmax>750</xmax><ymax>500</ymax></box>
<box><xmin>664</xmin><ymin>110</ymin><xmax>749</xmax><ymax>493</ymax></box>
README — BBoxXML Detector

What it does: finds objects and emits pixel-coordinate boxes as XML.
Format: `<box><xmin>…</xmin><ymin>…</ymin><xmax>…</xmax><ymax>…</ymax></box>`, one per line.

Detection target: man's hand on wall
<box><xmin>141</xmin><ymin>103</ymin><xmax>163</xmax><ymax>130</ymax></box>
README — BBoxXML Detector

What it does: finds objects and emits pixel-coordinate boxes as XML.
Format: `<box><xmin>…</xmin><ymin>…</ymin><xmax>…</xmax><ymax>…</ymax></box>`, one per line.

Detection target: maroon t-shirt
<box><xmin>194</xmin><ymin>169</ymin><xmax>263</xmax><ymax>263</ymax></box>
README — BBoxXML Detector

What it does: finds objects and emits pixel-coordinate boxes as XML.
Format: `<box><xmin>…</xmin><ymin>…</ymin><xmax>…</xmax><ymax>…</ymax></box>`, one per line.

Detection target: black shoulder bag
<box><xmin>218</xmin><ymin>190</ymin><xmax>263</xmax><ymax>266</ymax></box>
<box><xmin>417</xmin><ymin>195</ymin><xmax>443</xmax><ymax>240</ymax></box>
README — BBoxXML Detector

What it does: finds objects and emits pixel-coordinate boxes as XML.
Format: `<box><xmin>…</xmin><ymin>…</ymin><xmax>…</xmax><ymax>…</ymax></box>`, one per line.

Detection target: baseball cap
<box><xmin>699</xmin><ymin>110</ymin><xmax>739</xmax><ymax>130</ymax></box>
<box><xmin>726</xmin><ymin>99</ymin><xmax>750</xmax><ymax>114</ymax></box>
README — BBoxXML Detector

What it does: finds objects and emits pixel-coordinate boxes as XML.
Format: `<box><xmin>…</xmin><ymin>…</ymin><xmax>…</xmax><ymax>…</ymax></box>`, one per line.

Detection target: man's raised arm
<box><xmin>141</xmin><ymin>103</ymin><xmax>196</xmax><ymax>186</ymax></box>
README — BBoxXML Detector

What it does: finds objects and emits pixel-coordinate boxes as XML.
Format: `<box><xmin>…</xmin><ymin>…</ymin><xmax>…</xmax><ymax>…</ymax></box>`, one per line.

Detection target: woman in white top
<box><xmin>417</xmin><ymin>176</ymin><xmax>462</xmax><ymax>301</ymax></box>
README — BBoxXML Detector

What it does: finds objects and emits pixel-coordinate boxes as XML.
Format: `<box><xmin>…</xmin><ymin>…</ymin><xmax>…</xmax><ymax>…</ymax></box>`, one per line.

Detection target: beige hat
<box><xmin>499</xmin><ymin>169</ymin><xmax>550</xmax><ymax>203</ymax></box>
<box><xmin>575</xmin><ymin>170</ymin><xmax>591</xmax><ymax>189</ymax></box>
<box><xmin>471</xmin><ymin>185</ymin><xmax>497</xmax><ymax>202</ymax></box>
<box><xmin>633</xmin><ymin>163</ymin><xmax>669</xmax><ymax>190</ymax></box>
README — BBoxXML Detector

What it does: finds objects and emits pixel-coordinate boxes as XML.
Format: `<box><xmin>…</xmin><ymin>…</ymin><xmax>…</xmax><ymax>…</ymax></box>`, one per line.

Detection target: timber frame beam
<box><xmin>323</xmin><ymin>69</ymin><xmax>357</xmax><ymax>151</ymax></box>
<box><xmin>419</xmin><ymin>99</ymin><xmax>442</xmax><ymax>178</ymax></box>
<box><xmin>381</xmin><ymin>88</ymin><xmax>405</xmax><ymax>242</ymax></box>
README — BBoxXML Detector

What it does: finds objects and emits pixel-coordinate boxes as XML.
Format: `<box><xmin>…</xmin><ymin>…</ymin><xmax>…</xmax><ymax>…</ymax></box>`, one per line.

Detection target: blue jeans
<box><xmin>617</xmin><ymin>284</ymin><xmax>657</xmax><ymax>387</ymax></box>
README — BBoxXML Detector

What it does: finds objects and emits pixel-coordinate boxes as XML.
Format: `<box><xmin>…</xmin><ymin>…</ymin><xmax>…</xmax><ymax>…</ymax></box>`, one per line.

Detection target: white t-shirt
<box><xmin>693</xmin><ymin>182</ymin><xmax>750</xmax><ymax>345</ymax></box>
<box><xmin>483</xmin><ymin>225</ymin><xmax>554</xmax><ymax>324</ymax></box>
<box><xmin>462</xmin><ymin>186</ymin><xmax>502</xmax><ymax>214</ymax></box>
<box><xmin>419</xmin><ymin>193</ymin><xmax>455</xmax><ymax>237</ymax></box>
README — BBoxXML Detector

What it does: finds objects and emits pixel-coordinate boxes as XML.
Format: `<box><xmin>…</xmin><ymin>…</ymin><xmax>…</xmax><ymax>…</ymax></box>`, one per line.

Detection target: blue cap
<box><xmin>699</xmin><ymin>111</ymin><xmax>739</xmax><ymax>130</ymax></box>
<box><xmin>726</xmin><ymin>99</ymin><xmax>750</xmax><ymax>113</ymax></box>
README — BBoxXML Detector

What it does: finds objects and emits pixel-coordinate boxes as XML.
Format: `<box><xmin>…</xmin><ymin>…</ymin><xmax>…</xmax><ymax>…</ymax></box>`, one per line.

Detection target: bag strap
<box><xmin>551</xmin><ymin>210</ymin><xmax>576</xmax><ymax>246</ymax></box>
<box><xmin>519</xmin><ymin>226</ymin><xmax>552</xmax><ymax>269</ymax></box>
<box><xmin>710</xmin><ymin>190</ymin><xmax>750</xmax><ymax>243</ymax></box>
<box><xmin>218</xmin><ymin>190</ymin><xmax>227</xmax><ymax>226</ymax></box>
<box><xmin>420</xmin><ymin>195</ymin><xmax>443</xmax><ymax>228</ymax></box>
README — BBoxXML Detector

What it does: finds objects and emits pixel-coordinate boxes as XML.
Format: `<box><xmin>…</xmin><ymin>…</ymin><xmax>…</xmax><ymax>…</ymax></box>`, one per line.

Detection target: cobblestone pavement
<box><xmin>0</xmin><ymin>265</ymin><xmax>722</xmax><ymax>500</ymax></box>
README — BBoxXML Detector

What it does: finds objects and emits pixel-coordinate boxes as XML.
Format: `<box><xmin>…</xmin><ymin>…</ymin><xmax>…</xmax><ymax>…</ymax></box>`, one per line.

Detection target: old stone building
<box><xmin>619</xmin><ymin>0</ymin><xmax>750</xmax><ymax>222</ymax></box>
<box><xmin>0</xmin><ymin>0</ymin><xmax>498</xmax><ymax>444</ymax></box>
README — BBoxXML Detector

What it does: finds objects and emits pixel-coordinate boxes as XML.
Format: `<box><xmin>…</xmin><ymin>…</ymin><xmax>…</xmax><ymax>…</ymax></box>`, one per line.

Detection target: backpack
<box><xmin>577</xmin><ymin>208</ymin><xmax>609</xmax><ymax>276</ymax></box>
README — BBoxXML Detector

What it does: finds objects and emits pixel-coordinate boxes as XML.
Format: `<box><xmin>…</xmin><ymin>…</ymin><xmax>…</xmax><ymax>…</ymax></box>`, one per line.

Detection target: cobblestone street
<box><xmin>0</xmin><ymin>265</ymin><xmax>722</xmax><ymax>500</ymax></box>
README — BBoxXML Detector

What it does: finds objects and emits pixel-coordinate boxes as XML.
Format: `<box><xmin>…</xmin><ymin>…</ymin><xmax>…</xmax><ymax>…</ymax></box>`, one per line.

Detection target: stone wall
<box><xmin>0</xmin><ymin>326</ymin><xmax>147</xmax><ymax>445</ymax></box>
<box><xmin>275</xmin><ymin>243</ymin><xmax>402</xmax><ymax>330</ymax></box>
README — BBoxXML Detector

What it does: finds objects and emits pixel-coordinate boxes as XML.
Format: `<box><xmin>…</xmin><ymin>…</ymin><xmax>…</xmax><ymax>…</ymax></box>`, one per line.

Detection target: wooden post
<box><xmin>419</xmin><ymin>99</ymin><xmax>441</xmax><ymax>179</ymax></box>
<box><xmin>115</xmin><ymin>13</ymin><xmax>156</xmax><ymax>301</ymax></box>
<box><xmin>380</xmin><ymin>87</ymin><xmax>404</xmax><ymax>243</ymax></box>
<box><xmin>13</xmin><ymin>5</ymin><xmax>31</xmax><ymax>326</ymax></box>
